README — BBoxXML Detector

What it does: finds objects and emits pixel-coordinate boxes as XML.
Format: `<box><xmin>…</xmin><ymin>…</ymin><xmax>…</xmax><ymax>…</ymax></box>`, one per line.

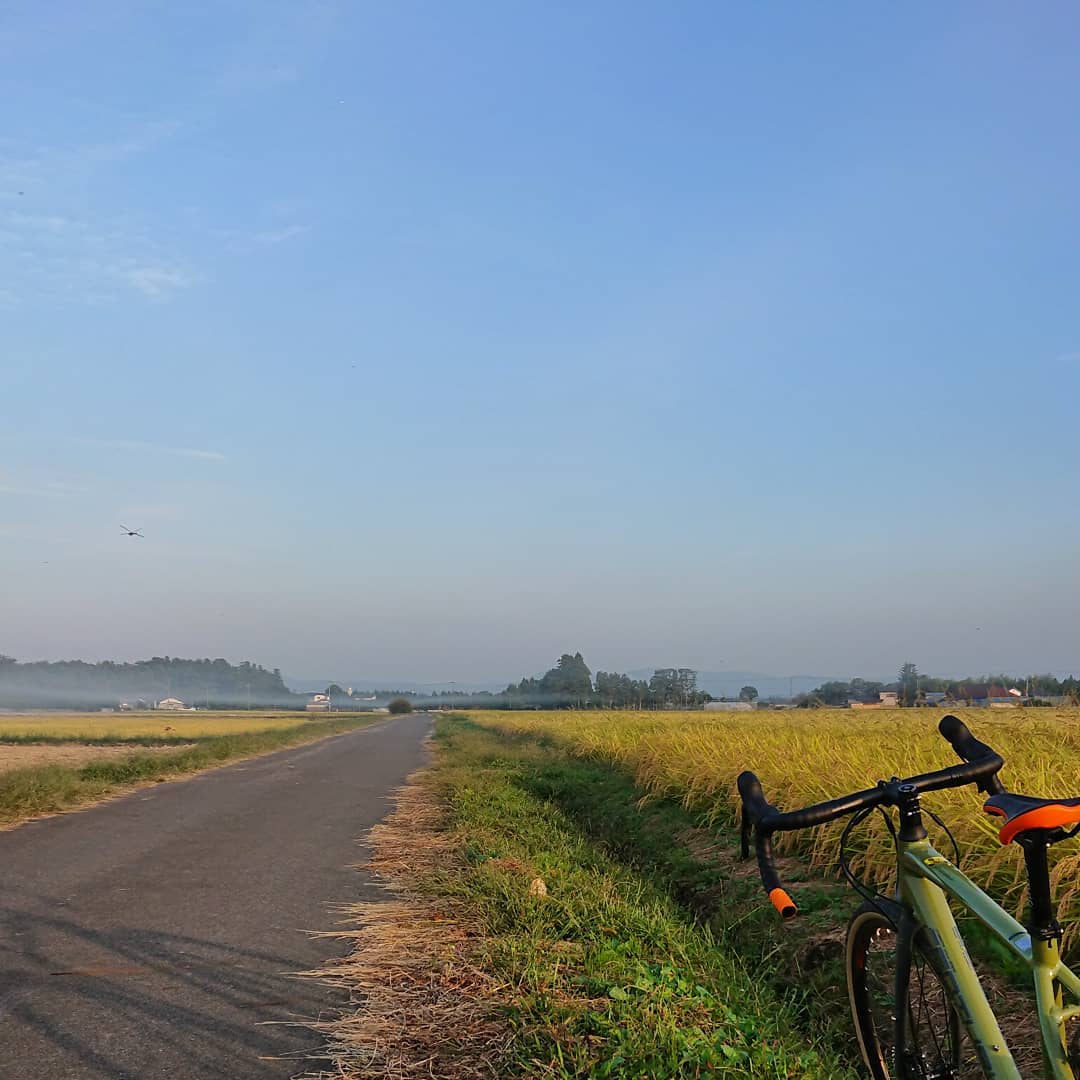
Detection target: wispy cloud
<box><xmin>72</xmin><ymin>438</ymin><xmax>227</xmax><ymax>462</ymax></box>
<box><xmin>0</xmin><ymin>206</ymin><xmax>197</xmax><ymax>305</ymax></box>
<box><xmin>213</xmin><ymin>221</ymin><xmax>311</xmax><ymax>254</ymax></box>
<box><xmin>0</xmin><ymin>484</ymin><xmax>67</xmax><ymax>498</ymax></box>
<box><xmin>0</xmin><ymin>122</ymin><xmax>196</xmax><ymax>306</ymax></box>
<box><xmin>0</xmin><ymin>479</ymin><xmax>87</xmax><ymax>498</ymax></box>
<box><xmin>6</xmin><ymin>211</ymin><xmax>70</xmax><ymax>231</ymax></box>
<box><xmin>115</xmin><ymin>501</ymin><xmax>187</xmax><ymax>523</ymax></box>
<box><xmin>218</xmin><ymin>61</ymin><xmax>300</xmax><ymax>94</ymax></box>
<box><xmin>216</xmin><ymin>0</ymin><xmax>341</xmax><ymax>97</ymax></box>
<box><xmin>0</xmin><ymin>122</ymin><xmax>180</xmax><ymax>194</ymax></box>
<box><xmin>252</xmin><ymin>224</ymin><xmax>308</xmax><ymax>246</ymax></box>
<box><xmin>122</xmin><ymin>265</ymin><xmax>195</xmax><ymax>298</ymax></box>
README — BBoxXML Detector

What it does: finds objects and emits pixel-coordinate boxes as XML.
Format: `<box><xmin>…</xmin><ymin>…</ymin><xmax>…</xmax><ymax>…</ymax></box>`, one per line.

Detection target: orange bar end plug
<box><xmin>769</xmin><ymin>887</ymin><xmax>797</xmax><ymax>919</ymax></box>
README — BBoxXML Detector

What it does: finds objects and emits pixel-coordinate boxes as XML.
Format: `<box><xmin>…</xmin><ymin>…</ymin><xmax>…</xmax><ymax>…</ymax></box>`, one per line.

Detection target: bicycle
<box><xmin>739</xmin><ymin>714</ymin><xmax>1080</xmax><ymax>1078</ymax></box>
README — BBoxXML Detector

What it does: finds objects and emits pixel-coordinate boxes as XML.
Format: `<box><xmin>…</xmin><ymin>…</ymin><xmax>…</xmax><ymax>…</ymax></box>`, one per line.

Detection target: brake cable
<box><xmin>838</xmin><ymin>799</ymin><xmax>961</xmax><ymax>903</ymax></box>
<box><xmin>839</xmin><ymin>804</ymin><xmax>882</xmax><ymax>904</ymax></box>
<box><xmin>924</xmin><ymin>804</ymin><xmax>961</xmax><ymax>865</ymax></box>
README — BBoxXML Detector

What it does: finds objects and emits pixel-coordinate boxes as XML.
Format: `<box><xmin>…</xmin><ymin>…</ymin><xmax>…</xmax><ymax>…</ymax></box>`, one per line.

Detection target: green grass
<box><xmin>0</xmin><ymin>713</ymin><xmax>383</xmax><ymax>825</ymax></box>
<box><xmin>427</xmin><ymin>716</ymin><xmax>856</xmax><ymax>1077</ymax></box>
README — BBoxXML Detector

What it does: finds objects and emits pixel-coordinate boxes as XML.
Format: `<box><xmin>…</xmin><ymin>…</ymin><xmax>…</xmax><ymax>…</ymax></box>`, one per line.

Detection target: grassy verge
<box><xmin>427</xmin><ymin>715</ymin><xmax>1056</xmax><ymax>1077</ymax></box>
<box><xmin>482</xmin><ymin>720</ymin><xmax>859</xmax><ymax>1034</ymax></box>
<box><xmin>0</xmin><ymin>713</ymin><xmax>383</xmax><ymax>826</ymax></box>
<box><xmin>354</xmin><ymin>715</ymin><xmax>856</xmax><ymax>1077</ymax></box>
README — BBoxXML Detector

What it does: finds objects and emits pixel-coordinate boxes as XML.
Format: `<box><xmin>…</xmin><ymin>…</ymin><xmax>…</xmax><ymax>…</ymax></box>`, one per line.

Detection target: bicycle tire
<box><xmin>847</xmin><ymin>901</ymin><xmax>975</xmax><ymax>1079</ymax></box>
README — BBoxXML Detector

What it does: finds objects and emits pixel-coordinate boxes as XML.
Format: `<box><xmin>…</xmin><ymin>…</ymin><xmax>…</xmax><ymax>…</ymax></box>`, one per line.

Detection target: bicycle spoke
<box><xmin>915</xmin><ymin>951</ymin><xmax>957</xmax><ymax>1079</ymax></box>
<box><xmin>919</xmin><ymin>957</ymin><xmax>946</xmax><ymax>1064</ymax></box>
<box><xmin>857</xmin><ymin>920</ymin><xmax>962</xmax><ymax>1077</ymax></box>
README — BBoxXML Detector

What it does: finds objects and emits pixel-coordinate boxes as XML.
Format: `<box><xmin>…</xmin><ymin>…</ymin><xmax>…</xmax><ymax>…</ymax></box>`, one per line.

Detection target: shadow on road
<box><xmin>0</xmin><ymin>893</ymin><xmax>343</xmax><ymax>1079</ymax></box>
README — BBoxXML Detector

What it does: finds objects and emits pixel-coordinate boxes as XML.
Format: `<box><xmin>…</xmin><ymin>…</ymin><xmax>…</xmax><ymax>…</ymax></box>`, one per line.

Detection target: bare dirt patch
<box><xmin>0</xmin><ymin>743</ymin><xmax>190</xmax><ymax>775</ymax></box>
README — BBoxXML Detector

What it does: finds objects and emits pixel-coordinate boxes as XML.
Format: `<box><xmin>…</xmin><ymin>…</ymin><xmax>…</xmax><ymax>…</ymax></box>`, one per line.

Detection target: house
<box><xmin>949</xmin><ymin>684</ymin><xmax>990</xmax><ymax>705</ymax></box>
<box><xmin>922</xmin><ymin>691</ymin><xmax>947</xmax><ymax>706</ymax></box>
<box><xmin>988</xmin><ymin>685</ymin><xmax>1021</xmax><ymax>708</ymax></box>
<box><xmin>306</xmin><ymin>693</ymin><xmax>331</xmax><ymax>712</ymax></box>
<box><xmin>947</xmin><ymin>684</ymin><xmax>1023</xmax><ymax>707</ymax></box>
<box><xmin>704</xmin><ymin>701</ymin><xmax>753</xmax><ymax>712</ymax></box>
<box><xmin>879</xmin><ymin>691</ymin><xmax>899</xmax><ymax>707</ymax></box>
<box><xmin>156</xmin><ymin>698</ymin><xmax>188</xmax><ymax>711</ymax></box>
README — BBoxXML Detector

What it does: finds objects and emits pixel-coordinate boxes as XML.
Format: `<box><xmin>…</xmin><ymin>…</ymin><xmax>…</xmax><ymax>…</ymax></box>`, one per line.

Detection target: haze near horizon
<box><xmin>3</xmin><ymin>3</ymin><xmax>1079</xmax><ymax>682</ymax></box>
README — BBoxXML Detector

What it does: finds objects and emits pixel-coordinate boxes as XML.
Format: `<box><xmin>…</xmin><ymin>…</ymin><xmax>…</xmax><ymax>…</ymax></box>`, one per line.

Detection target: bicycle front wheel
<box><xmin>846</xmin><ymin>901</ymin><xmax>972</xmax><ymax>1079</ymax></box>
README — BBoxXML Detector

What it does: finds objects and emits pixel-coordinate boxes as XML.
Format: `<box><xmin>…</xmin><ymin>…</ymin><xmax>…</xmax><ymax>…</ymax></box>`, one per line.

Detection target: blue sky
<box><xmin>3</xmin><ymin>2</ymin><xmax>1079</xmax><ymax>683</ymax></box>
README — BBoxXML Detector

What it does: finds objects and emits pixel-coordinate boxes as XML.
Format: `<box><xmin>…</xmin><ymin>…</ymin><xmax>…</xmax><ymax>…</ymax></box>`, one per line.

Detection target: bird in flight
<box><xmin>120</xmin><ymin>525</ymin><xmax>144</xmax><ymax>538</ymax></box>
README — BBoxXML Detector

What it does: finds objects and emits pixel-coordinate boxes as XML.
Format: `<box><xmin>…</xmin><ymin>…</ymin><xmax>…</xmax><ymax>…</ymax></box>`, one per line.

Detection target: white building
<box><xmin>704</xmin><ymin>701</ymin><xmax>753</xmax><ymax>712</ymax></box>
<box><xmin>156</xmin><ymin>698</ymin><xmax>188</xmax><ymax>711</ymax></box>
<box><xmin>306</xmin><ymin>693</ymin><xmax>331</xmax><ymax>712</ymax></box>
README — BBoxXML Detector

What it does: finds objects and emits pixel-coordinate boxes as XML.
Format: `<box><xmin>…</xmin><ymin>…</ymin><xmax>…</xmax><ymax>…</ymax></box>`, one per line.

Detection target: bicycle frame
<box><xmin>896</xmin><ymin>836</ymin><xmax>1080</xmax><ymax>1079</ymax></box>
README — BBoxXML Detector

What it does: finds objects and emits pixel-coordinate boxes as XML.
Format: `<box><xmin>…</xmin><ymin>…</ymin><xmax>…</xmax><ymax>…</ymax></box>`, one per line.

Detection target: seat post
<box><xmin>1021</xmin><ymin>835</ymin><xmax>1062</xmax><ymax>941</ymax></box>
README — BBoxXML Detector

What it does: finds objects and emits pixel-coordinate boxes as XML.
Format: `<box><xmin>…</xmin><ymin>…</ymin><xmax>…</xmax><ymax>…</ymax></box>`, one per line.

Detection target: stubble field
<box><xmin>0</xmin><ymin>710</ymin><xmax>379</xmax><ymax>826</ymax></box>
<box><xmin>0</xmin><ymin>710</ymin><xmax>322</xmax><ymax>743</ymax></box>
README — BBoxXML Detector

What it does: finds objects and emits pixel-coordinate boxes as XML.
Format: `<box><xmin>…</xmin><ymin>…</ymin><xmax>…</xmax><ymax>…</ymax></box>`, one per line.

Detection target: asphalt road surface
<box><xmin>0</xmin><ymin>712</ymin><xmax>432</xmax><ymax>1080</ymax></box>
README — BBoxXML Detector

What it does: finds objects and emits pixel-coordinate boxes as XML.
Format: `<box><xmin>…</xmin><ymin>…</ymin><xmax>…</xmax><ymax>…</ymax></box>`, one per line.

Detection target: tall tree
<box><xmin>539</xmin><ymin>652</ymin><xmax>593</xmax><ymax>704</ymax></box>
<box><xmin>898</xmin><ymin>662</ymin><xmax>919</xmax><ymax>707</ymax></box>
<box><xmin>649</xmin><ymin>668</ymin><xmax>703</xmax><ymax>707</ymax></box>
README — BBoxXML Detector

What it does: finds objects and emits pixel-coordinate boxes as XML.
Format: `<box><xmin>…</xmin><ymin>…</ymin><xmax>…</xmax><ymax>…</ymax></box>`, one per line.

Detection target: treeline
<box><xmin>0</xmin><ymin>655</ymin><xmax>302</xmax><ymax>710</ymax></box>
<box><xmin>805</xmin><ymin>664</ymin><xmax>1080</xmax><ymax>707</ymax></box>
<box><xmin>498</xmin><ymin>653</ymin><xmax>711</xmax><ymax>709</ymax></box>
<box><xmin>374</xmin><ymin>654</ymin><xmax>714</xmax><ymax>711</ymax></box>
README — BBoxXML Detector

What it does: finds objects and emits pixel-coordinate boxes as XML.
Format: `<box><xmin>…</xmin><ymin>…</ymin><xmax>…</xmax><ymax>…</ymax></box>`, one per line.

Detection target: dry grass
<box><xmin>304</xmin><ymin>772</ymin><xmax>511</xmax><ymax>1079</ymax></box>
<box><xmin>467</xmin><ymin>708</ymin><xmax>1080</xmax><ymax>954</ymax></box>
<box><xmin>0</xmin><ymin>710</ymin><xmax>319</xmax><ymax>741</ymax></box>
<box><xmin>0</xmin><ymin>742</ymin><xmax>193</xmax><ymax>775</ymax></box>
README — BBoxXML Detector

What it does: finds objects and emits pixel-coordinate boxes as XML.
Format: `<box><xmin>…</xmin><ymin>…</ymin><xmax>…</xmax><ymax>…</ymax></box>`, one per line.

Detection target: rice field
<box><xmin>466</xmin><ymin>708</ymin><xmax>1080</xmax><ymax>953</ymax></box>
<box><xmin>0</xmin><ymin>710</ymin><xmax>315</xmax><ymax>742</ymax></box>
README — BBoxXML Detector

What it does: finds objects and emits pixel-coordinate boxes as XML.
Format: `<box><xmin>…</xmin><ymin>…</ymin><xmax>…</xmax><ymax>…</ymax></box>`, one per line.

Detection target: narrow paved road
<box><xmin>0</xmin><ymin>712</ymin><xmax>432</xmax><ymax>1080</ymax></box>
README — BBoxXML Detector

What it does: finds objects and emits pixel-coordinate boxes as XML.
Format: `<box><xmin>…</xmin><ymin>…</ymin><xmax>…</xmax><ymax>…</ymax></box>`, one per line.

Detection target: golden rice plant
<box><xmin>468</xmin><ymin>709</ymin><xmax>1080</xmax><ymax>953</ymax></box>
<box><xmin>0</xmin><ymin>711</ymin><xmax>317</xmax><ymax>741</ymax></box>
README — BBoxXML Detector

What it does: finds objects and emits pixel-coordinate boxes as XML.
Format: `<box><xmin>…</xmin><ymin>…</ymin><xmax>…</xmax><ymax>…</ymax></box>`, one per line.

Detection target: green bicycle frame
<box><xmin>897</xmin><ymin>837</ymin><xmax>1080</xmax><ymax>1078</ymax></box>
